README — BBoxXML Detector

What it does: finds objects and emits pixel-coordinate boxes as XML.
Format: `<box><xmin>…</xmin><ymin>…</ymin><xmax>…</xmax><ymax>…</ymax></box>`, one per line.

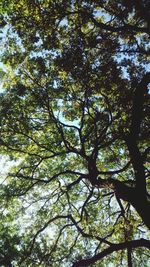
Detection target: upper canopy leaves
<box><xmin>0</xmin><ymin>1</ymin><xmax>149</xmax><ymax>266</ymax></box>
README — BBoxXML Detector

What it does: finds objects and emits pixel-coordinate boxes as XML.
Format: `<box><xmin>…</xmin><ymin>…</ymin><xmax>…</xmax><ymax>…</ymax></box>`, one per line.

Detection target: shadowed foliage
<box><xmin>0</xmin><ymin>1</ymin><xmax>149</xmax><ymax>266</ymax></box>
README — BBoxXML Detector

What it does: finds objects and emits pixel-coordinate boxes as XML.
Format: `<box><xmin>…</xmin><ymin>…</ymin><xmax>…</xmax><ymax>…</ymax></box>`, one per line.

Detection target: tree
<box><xmin>0</xmin><ymin>0</ymin><xmax>150</xmax><ymax>266</ymax></box>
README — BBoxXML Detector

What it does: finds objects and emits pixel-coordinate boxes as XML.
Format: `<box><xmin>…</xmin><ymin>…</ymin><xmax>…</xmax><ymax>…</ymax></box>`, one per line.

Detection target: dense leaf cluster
<box><xmin>0</xmin><ymin>1</ymin><xmax>149</xmax><ymax>266</ymax></box>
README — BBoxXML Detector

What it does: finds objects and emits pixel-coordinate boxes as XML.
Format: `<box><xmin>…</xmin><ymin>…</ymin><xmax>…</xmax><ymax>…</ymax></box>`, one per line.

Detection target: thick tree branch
<box><xmin>72</xmin><ymin>239</ymin><xmax>150</xmax><ymax>267</ymax></box>
<box><xmin>122</xmin><ymin>73</ymin><xmax>150</xmax><ymax>196</ymax></box>
<box><xmin>130</xmin><ymin>72</ymin><xmax>150</xmax><ymax>138</ymax></box>
<box><xmin>125</xmin><ymin>137</ymin><xmax>146</xmax><ymax>193</ymax></box>
<box><xmin>95</xmin><ymin>177</ymin><xmax>150</xmax><ymax>229</ymax></box>
<box><xmin>127</xmin><ymin>248</ymin><xmax>133</xmax><ymax>267</ymax></box>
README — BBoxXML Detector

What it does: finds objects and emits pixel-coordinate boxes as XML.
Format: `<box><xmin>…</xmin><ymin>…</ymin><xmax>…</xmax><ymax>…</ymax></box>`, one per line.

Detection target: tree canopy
<box><xmin>0</xmin><ymin>0</ymin><xmax>150</xmax><ymax>266</ymax></box>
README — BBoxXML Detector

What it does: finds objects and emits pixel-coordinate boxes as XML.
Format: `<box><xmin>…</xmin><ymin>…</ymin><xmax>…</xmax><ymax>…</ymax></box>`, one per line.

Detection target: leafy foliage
<box><xmin>0</xmin><ymin>1</ymin><xmax>150</xmax><ymax>266</ymax></box>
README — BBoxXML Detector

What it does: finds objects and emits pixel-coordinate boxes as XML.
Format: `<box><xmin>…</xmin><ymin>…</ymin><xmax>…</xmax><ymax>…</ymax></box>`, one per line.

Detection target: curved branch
<box><xmin>72</xmin><ymin>239</ymin><xmax>150</xmax><ymax>267</ymax></box>
<box><xmin>98</xmin><ymin>161</ymin><xmax>131</xmax><ymax>175</ymax></box>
